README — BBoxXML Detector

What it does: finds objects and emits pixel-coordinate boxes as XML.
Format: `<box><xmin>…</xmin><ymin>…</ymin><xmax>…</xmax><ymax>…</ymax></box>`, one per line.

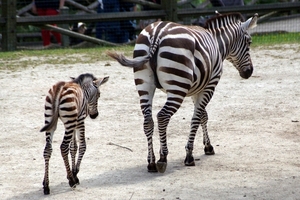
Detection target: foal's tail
<box><xmin>106</xmin><ymin>51</ymin><xmax>149</xmax><ymax>68</ymax></box>
<box><xmin>40</xmin><ymin>82</ymin><xmax>65</xmax><ymax>132</ymax></box>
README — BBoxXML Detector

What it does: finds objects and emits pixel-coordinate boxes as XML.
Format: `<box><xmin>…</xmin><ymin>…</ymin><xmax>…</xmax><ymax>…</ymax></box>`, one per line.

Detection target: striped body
<box><xmin>107</xmin><ymin>13</ymin><xmax>258</xmax><ymax>173</ymax></box>
<box><xmin>41</xmin><ymin>73</ymin><xmax>109</xmax><ymax>194</ymax></box>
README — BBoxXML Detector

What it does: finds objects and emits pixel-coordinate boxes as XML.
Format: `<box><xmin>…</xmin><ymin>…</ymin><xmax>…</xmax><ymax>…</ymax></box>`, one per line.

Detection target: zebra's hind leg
<box><xmin>73</xmin><ymin>126</ymin><xmax>87</xmax><ymax>184</ymax></box>
<box><xmin>156</xmin><ymin>96</ymin><xmax>182</xmax><ymax>173</ymax></box>
<box><xmin>60</xmin><ymin>131</ymin><xmax>77</xmax><ymax>189</ymax></box>
<box><xmin>70</xmin><ymin>131</ymin><xmax>79</xmax><ymax>185</ymax></box>
<box><xmin>156</xmin><ymin>110</ymin><xmax>169</xmax><ymax>173</ymax></box>
<box><xmin>43</xmin><ymin>131</ymin><xmax>53</xmax><ymax>195</ymax></box>
<box><xmin>144</xmin><ymin>115</ymin><xmax>157</xmax><ymax>172</ymax></box>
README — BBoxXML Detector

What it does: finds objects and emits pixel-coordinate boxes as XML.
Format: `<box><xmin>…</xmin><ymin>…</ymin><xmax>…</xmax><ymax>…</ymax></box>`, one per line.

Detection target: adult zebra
<box><xmin>107</xmin><ymin>12</ymin><xmax>258</xmax><ymax>173</ymax></box>
<box><xmin>40</xmin><ymin>73</ymin><xmax>109</xmax><ymax>194</ymax></box>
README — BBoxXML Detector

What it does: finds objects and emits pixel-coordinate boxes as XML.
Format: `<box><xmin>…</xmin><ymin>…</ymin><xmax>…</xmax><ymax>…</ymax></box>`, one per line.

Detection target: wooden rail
<box><xmin>11</xmin><ymin>2</ymin><xmax>300</xmax><ymax>25</ymax></box>
<box><xmin>1</xmin><ymin>0</ymin><xmax>300</xmax><ymax>51</ymax></box>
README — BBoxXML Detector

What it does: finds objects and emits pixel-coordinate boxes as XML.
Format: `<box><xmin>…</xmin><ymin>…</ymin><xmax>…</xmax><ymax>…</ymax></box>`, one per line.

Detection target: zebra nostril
<box><xmin>90</xmin><ymin>112</ymin><xmax>99</xmax><ymax>119</ymax></box>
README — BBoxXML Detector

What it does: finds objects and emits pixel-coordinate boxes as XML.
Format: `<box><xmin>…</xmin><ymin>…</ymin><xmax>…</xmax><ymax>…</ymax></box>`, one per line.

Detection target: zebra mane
<box><xmin>72</xmin><ymin>73</ymin><xmax>96</xmax><ymax>87</ymax></box>
<box><xmin>204</xmin><ymin>12</ymin><xmax>245</xmax><ymax>29</ymax></box>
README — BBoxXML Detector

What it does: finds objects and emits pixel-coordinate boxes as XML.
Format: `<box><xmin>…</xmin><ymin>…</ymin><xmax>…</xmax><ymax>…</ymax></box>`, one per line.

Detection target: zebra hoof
<box><xmin>184</xmin><ymin>155</ymin><xmax>195</xmax><ymax>166</ymax></box>
<box><xmin>72</xmin><ymin>170</ymin><xmax>80</xmax><ymax>185</ymax></box>
<box><xmin>204</xmin><ymin>145</ymin><xmax>215</xmax><ymax>155</ymax></box>
<box><xmin>74</xmin><ymin>176</ymin><xmax>80</xmax><ymax>185</ymax></box>
<box><xmin>43</xmin><ymin>186</ymin><xmax>50</xmax><ymax>195</ymax></box>
<box><xmin>68</xmin><ymin>178</ymin><xmax>77</xmax><ymax>188</ymax></box>
<box><xmin>147</xmin><ymin>163</ymin><xmax>158</xmax><ymax>172</ymax></box>
<box><xmin>156</xmin><ymin>161</ymin><xmax>167</xmax><ymax>173</ymax></box>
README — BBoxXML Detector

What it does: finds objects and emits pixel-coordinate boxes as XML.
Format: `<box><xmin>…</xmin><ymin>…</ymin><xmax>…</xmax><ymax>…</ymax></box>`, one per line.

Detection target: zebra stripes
<box><xmin>41</xmin><ymin>73</ymin><xmax>109</xmax><ymax>194</ymax></box>
<box><xmin>107</xmin><ymin>12</ymin><xmax>258</xmax><ymax>173</ymax></box>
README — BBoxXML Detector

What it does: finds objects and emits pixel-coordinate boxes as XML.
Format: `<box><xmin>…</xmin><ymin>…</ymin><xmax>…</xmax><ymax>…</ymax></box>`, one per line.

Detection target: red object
<box><xmin>36</xmin><ymin>8</ymin><xmax>62</xmax><ymax>46</ymax></box>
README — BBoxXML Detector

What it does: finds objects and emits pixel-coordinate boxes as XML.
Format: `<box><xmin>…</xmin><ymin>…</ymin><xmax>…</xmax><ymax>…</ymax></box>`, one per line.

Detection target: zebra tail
<box><xmin>106</xmin><ymin>51</ymin><xmax>149</xmax><ymax>68</ymax></box>
<box><xmin>40</xmin><ymin>82</ymin><xmax>64</xmax><ymax>132</ymax></box>
<box><xmin>40</xmin><ymin>117</ymin><xmax>58</xmax><ymax>132</ymax></box>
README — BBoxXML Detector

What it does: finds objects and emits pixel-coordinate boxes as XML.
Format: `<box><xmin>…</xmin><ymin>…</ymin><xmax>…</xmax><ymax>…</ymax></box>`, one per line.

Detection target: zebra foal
<box><xmin>107</xmin><ymin>12</ymin><xmax>258</xmax><ymax>173</ymax></box>
<box><xmin>40</xmin><ymin>73</ymin><xmax>109</xmax><ymax>194</ymax></box>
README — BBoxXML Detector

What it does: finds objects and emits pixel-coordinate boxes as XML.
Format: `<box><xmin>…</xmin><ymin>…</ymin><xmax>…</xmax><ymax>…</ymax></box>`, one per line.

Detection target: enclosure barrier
<box><xmin>1</xmin><ymin>0</ymin><xmax>300</xmax><ymax>51</ymax></box>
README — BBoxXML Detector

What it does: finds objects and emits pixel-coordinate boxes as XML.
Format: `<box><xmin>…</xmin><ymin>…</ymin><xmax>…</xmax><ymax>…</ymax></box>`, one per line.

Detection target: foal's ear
<box><xmin>241</xmin><ymin>13</ymin><xmax>258</xmax><ymax>30</ymax></box>
<box><xmin>93</xmin><ymin>76</ymin><xmax>109</xmax><ymax>87</ymax></box>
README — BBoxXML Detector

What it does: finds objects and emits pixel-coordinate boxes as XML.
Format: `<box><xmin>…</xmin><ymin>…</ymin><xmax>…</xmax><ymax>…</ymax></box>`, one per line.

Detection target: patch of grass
<box><xmin>0</xmin><ymin>32</ymin><xmax>299</xmax><ymax>70</ymax></box>
<box><xmin>0</xmin><ymin>45</ymin><xmax>135</xmax><ymax>70</ymax></box>
<box><xmin>251</xmin><ymin>32</ymin><xmax>300</xmax><ymax>47</ymax></box>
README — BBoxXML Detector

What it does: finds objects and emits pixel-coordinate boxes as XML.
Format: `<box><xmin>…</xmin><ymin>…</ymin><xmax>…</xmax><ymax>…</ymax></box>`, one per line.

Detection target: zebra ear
<box><xmin>70</xmin><ymin>77</ymin><xmax>75</xmax><ymax>80</ymax></box>
<box><xmin>241</xmin><ymin>13</ymin><xmax>258</xmax><ymax>30</ymax></box>
<box><xmin>94</xmin><ymin>76</ymin><xmax>109</xmax><ymax>87</ymax></box>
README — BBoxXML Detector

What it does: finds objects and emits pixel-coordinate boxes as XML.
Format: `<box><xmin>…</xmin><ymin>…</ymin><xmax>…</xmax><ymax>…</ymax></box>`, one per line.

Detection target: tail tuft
<box><xmin>40</xmin><ymin>124</ymin><xmax>50</xmax><ymax>132</ymax></box>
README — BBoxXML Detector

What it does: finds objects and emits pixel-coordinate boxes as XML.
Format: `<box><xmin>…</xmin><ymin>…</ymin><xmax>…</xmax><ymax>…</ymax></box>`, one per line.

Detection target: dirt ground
<box><xmin>0</xmin><ymin>44</ymin><xmax>299</xmax><ymax>200</ymax></box>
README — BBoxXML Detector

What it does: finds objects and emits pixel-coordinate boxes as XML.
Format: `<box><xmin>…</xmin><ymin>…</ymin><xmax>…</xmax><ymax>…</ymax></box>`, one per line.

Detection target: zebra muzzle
<box><xmin>89</xmin><ymin>112</ymin><xmax>99</xmax><ymax>119</ymax></box>
<box><xmin>240</xmin><ymin>67</ymin><xmax>253</xmax><ymax>79</ymax></box>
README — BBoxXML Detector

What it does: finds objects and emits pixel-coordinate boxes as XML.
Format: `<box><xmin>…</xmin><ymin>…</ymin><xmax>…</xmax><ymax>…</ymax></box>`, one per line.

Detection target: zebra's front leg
<box><xmin>43</xmin><ymin>131</ymin><xmax>53</xmax><ymax>195</ymax></box>
<box><xmin>185</xmin><ymin>97</ymin><xmax>215</xmax><ymax>166</ymax></box>
<box><xmin>70</xmin><ymin>131</ymin><xmax>79</xmax><ymax>185</ymax></box>
<box><xmin>60</xmin><ymin>132</ymin><xmax>77</xmax><ymax>189</ymax></box>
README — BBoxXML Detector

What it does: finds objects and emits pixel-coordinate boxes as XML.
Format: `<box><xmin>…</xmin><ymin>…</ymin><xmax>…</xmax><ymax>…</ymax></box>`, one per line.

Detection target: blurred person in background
<box><xmin>70</xmin><ymin>22</ymin><xmax>95</xmax><ymax>46</ymax></box>
<box><xmin>96</xmin><ymin>0</ymin><xmax>134</xmax><ymax>43</ymax></box>
<box><xmin>32</xmin><ymin>0</ymin><xmax>65</xmax><ymax>47</ymax></box>
<box><xmin>210</xmin><ymin>0</ymin><xmax>244</xmax><ymax>7</ymax></box>
<box><xmin>193</xmin><ymin>0</ymin><xmax>244</xmax><ymax>26</ymax></box>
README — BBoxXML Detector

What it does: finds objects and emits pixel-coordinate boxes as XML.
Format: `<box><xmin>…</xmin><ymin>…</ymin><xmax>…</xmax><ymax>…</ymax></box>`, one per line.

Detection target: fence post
<box><xmin>59</xmin><ymin>6</ymin><xmax>70</xmax><ymax>47</ymax></box>
<box><xmin>1</xmin><ymin>0</ymin><xmax>17</xmax><ymax>51</ymax></box>
<box><xmin>161</xmin><ymin>0</ymin><xmax>178</xmax><ymax>22</ymax></box>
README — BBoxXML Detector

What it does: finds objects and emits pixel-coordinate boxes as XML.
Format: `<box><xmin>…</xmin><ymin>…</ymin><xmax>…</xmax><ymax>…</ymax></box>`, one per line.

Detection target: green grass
<box><xmin>0</xmin><ymin>32</ymin><xmax>299</xmax><ymax>70</ymax></box>
<box><xmin>0</xmin><ymin>45</ymin><xmax>135</xmax><ymax>70</ymax></box>
<box><xmin>251</xmin><ymin>32</ymin><xmax>300</xmax><ymax>46</ymax></box>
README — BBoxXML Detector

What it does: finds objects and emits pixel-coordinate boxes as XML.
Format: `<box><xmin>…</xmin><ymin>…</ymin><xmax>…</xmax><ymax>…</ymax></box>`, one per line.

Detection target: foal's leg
<box><xmin>60</xmin><ymin>129</ymin><xmax>77</xmax><ymax>188</ymax></box>
<box><xmin>73</xmin><ymin>123</ymin><xmax>86</xmax><ymax>184</ymax></box>
<box><xmin>70</xmin><ymin>130</ymin><xmax>79</xmax><ymax>184</ymax></box>
<box><xmin>43</xmin><ymin>130</ymin><xmax>55</xmax><ymax>195</ymax></box>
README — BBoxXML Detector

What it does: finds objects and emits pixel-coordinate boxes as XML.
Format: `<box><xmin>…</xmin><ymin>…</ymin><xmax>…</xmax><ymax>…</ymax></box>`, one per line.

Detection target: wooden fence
<box><xmin>1</xmin><ymin>0</ymin><xmax>300</xmax><ymax>51</ymax></box>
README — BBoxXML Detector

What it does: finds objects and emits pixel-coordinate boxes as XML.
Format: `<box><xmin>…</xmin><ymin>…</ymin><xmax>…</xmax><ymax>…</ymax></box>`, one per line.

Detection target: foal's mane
<box><xmin>72</xmin><ymin>73</ymin><xmax>96</xmax><ymax>85</ymax></box>
<box><xmin>204</xmin><ymin>12</ymin><xmax>245</xmax><ymax>29</ymax></box>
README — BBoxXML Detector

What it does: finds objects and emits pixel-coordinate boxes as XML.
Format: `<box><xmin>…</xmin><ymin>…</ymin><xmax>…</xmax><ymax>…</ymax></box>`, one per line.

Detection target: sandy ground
<box><xmin>0</xmin><ymin>44</ymin><xmax>300</xmax><ymax>200</ymax></box>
